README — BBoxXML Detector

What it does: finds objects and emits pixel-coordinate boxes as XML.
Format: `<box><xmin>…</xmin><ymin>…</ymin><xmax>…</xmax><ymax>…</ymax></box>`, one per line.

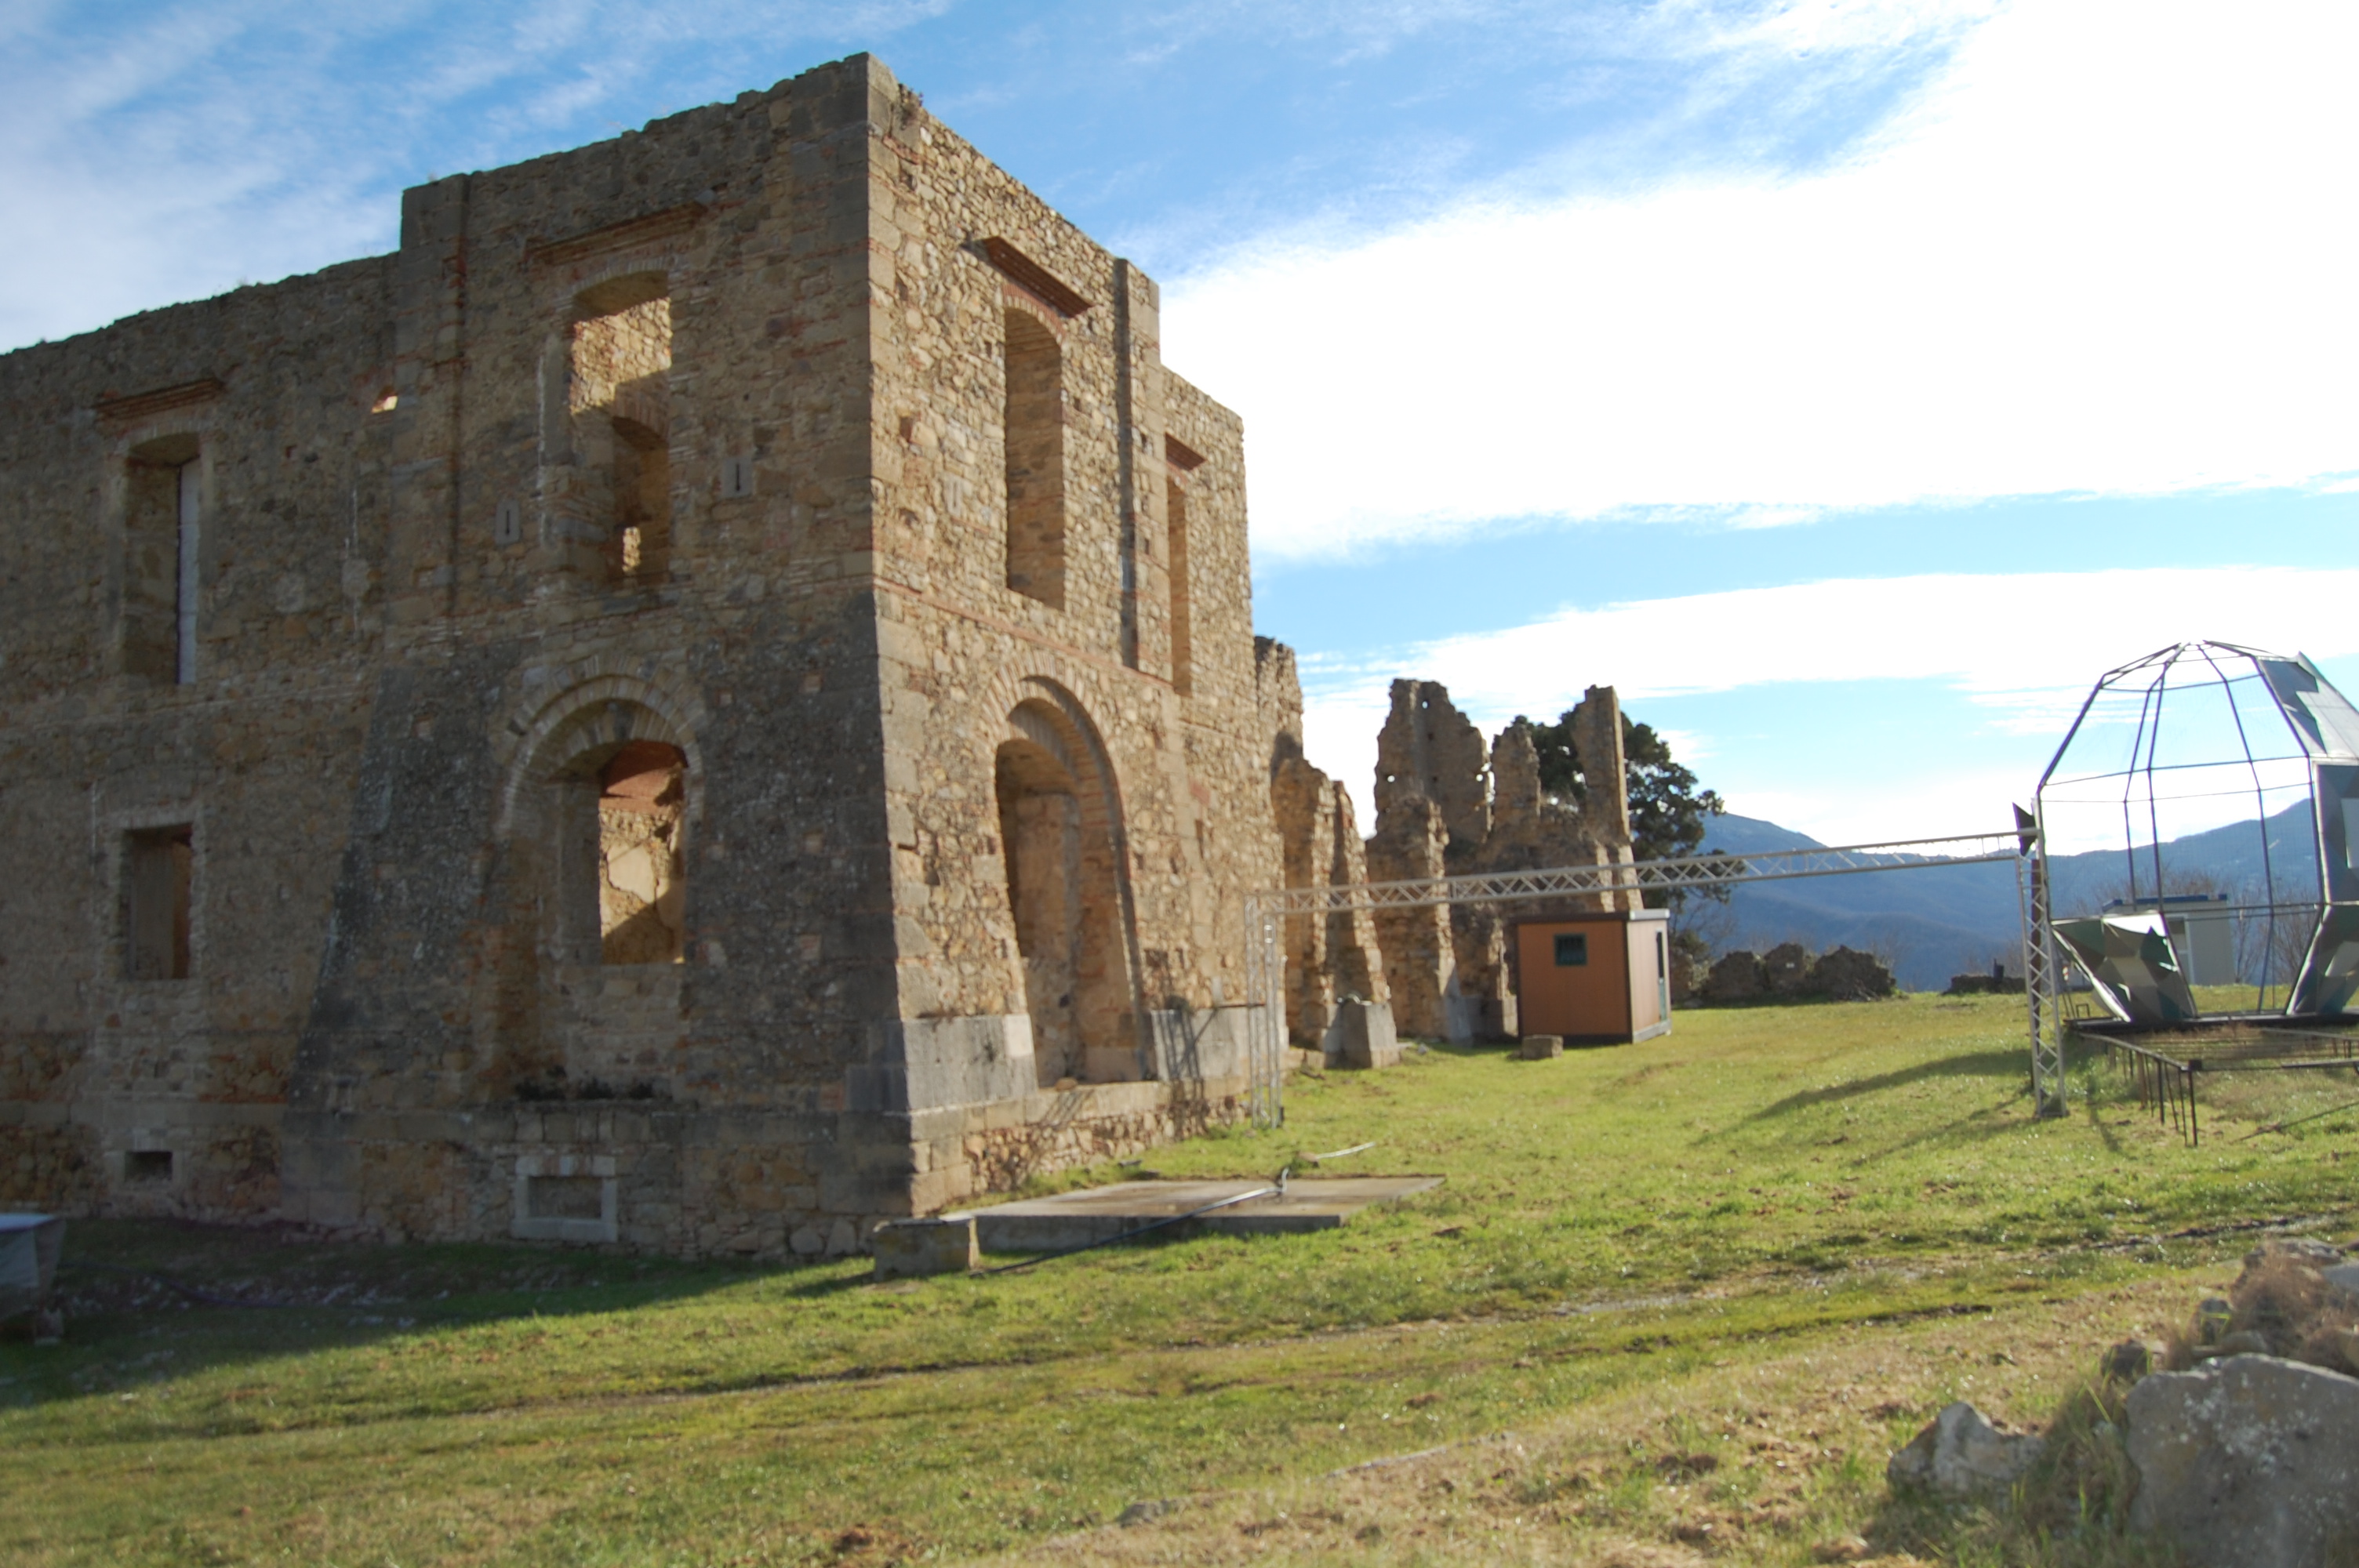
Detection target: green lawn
<box><xmin>4</xmin><ymin>996</ymin><xmax>2352</xmax><ymax>1565</ymax></box>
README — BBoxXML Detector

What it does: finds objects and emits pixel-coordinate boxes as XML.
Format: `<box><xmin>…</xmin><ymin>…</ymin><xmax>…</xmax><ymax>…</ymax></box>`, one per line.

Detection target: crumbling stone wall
<box><xmin>1699</xmin><ymin>945</ymin><xmax>1897</xmax><ymax>1004</ymax></box>
<box><xmin>0</xmin><ymin>54</ymin><xmax>1274</xmax><ymax>1251</ymax></box>
<box><xmin>1254</xmin><ymin>637</ymin><xmax>1306</xmax><ymax>776</ymax></box>
<box><xmin>1365</xmin><ymin>797</ymin><xmax>1453</xmax><ymax>1036</ymax></box>
<box><xmin>1270</xmin><ymin>757</ymin><xmax>1389</xmax><ymax>1047</ymax></box>
<box><xmin>1375</xmin><ymin>680</ymin><xmax>1491</xmax><ymax>852</ymax></box>
<box><xmin>1368</xmin><ymin>679</ymin><xmax>1637</xmax><ymax>1041</ymax></box>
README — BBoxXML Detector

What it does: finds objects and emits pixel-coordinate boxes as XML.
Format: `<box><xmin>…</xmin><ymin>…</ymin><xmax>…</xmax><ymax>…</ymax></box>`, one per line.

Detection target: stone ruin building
<box><xmin>1260</xmin><ymin>670</ymin><xmax>1639</xmax><ymax>1051</ymax></box>
<box><xmin>0</xmin><ymin>55</ymin><xmax>1296</xmax><ymax>1257</ymax></box>
<box><xmin>0</xmin><ymin>52</ymin><xmax>1643</xmax><ymax>1258</ymax></box>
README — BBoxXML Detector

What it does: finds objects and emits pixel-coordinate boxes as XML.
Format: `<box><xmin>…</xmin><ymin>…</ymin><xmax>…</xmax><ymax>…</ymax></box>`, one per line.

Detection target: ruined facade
<box><xmin>0</xmin><ymin>56</ymin><xmax>1284</xmax><ymax>1255</ymax></box>
<box><xmin>1364</xmin><ymin>681</ymin><xmax>1637</xmax><ymax>1043</ymax></box>
<box><xmin>1254</xmin><ymin>666</ymin><xmax>1637</xmax><ymax>1049</ymax></box>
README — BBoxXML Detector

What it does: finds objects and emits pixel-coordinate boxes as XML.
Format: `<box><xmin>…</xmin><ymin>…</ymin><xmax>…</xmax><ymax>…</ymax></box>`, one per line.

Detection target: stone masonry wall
<box><xmin>0</xmin><ymin>54</ymin><xmax>1269</xmax><ymax>1254</ymax></box>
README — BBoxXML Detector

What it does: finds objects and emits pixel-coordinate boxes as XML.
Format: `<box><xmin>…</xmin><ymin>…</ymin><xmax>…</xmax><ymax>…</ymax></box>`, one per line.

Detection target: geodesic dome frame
<box><xmin>2033</xmin><ymin>641</ymin><xmax>2359</xmax><ymax>1025</ymax></box>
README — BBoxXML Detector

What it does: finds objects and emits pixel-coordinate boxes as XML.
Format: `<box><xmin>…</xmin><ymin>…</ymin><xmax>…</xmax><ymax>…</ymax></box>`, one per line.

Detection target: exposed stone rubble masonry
<box><xmin>0</xmin><ymin>54</ymin><xmax>1292</xmax><ymax>1258</ymax></box>
<box><xmin>1361</xmin><ymin>681</ymin><xmax>1636</xmax><ymax>1045</ymax></box>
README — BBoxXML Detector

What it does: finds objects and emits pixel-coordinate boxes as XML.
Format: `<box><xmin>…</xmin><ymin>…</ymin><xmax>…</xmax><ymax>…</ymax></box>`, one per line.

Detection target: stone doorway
<box><xmin>995</xmin><ymin>694</ymin><xmax>1139</xmax><ymax>1085</ymax></box>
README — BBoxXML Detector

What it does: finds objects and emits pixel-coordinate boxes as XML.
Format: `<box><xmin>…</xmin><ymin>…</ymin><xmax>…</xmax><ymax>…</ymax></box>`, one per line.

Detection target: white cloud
<box><xmin>1299</xmin><ymin>564</ymin><xmax>2359</xmax><ymax>838</ymax></box>
<box><xmin>1165</xmin><ymin>0</ymin><xmax>2359</xmax><ymax>561</ymax></box>
<box><xmin>0</xmin><ymin>1</ymin><xmax>954</xmax><ymax>350</ymax></box>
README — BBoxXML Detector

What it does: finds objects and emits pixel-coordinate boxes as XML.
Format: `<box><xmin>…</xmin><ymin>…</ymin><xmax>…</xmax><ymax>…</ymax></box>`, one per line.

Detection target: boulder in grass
<box><xmin>1886</xmin><ymin>1402</ymin><xmax>2045</xmax><ymax>1498</ymax></box>
<box><xmin>2103</xmin><ymin>1338</ymin><xmax>2163</xmax><ymax>1383</ymax></box>
<box><xmin>2127</xmin><ymin>1354</ymin><xmax>2359</xmax><ymax>1568</ymax></box>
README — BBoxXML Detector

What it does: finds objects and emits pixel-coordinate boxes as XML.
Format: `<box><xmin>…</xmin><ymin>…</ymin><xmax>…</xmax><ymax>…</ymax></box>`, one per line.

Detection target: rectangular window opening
<box><xmin>1165</xmin><ymin>476</ymin><xmax>1192</xmax><ymax>695</ymax></box>
<box><xmin>121</xmin><ymin>437</ymin><xmax>199</xmax><ymax>683</ymax></box>
<box><xmin>569</xmin><ymin>277</ymin><xmax>673</xmax><ymax>584</ymax></box>
<box><xmin>1003</xmin><ymin>309</ymin><xmax>1066</xmax><ymax>608</ymax></box>
<box><xmin>598</xmin><ymin>742</ymin><xmax>688</xmax><ymax>965</ymax></box>
<box><xmin>125</xmin><ymin>1150</ymin><xmax>173</xmax><ymax>1183</ymax></box>
<box><xmin>123</xmin><ymin>825</ymin><xmax>194</xmax><ymax>981</ymax></box>
<box><xmin>1554</xmin><ymin>931</ymin><xmax>1590</xmax><ymax>967</ymax></box>
<box><xmin>175</xmin><ymin>461</ymin><xmax>199</xmax><ymax>682</ymax></box>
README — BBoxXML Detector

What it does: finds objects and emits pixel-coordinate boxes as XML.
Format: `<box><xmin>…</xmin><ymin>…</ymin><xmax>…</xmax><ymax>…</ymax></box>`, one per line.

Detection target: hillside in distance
<box><xmin>1688</xmin><ymin>805</ymin><xmax>2321</xmax><ymax>993</ymax></box>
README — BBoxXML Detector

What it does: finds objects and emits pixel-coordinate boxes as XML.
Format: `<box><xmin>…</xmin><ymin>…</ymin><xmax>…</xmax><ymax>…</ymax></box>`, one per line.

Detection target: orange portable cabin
<box><xmin>1512</xmin><ymin>909</ymin><xmax>1672</xmax><ymax>1046</ymax></box>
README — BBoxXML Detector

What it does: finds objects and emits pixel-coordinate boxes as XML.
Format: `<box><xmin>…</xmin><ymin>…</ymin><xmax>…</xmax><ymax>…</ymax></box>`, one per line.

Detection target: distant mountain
<box><xmin>1688</xmin><ymin>804</ymin><xmax>2322</xmax><ymax>993</ymax></box>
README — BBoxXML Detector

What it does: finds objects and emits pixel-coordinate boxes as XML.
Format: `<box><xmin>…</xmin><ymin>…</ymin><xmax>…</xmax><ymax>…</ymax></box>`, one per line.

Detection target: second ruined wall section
<box><xmin>857</xmin><ymin>80</ymin><xmax>1274</xmax><ymax>1123</ymax></box>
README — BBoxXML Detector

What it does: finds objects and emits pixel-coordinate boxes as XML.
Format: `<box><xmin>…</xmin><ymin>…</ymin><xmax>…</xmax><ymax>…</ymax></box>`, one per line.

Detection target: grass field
<box><xmin>5</xmin><ymin>995</ymin><xmax>2355</xmax><ymax>1566</ymax></box>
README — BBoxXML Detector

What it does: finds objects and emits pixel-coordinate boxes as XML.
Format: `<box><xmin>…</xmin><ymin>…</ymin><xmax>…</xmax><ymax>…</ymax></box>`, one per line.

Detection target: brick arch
<box><xmin>492</xmin><ymin>662</ymin><xmax>707</xmax><ymax>837</ymax></box>
<box><xmin>989</xmin><ymin>673</ymin><xmax>1147</xmax><ymax>1079</ymax></box>
<box><xmin>537</xmin><ymin>245</ymin><xmax>700</xmax><ymax>320</ymax></box>
<box><xmin>967</xmin><ymin>663</ymin><xmax>1136</xmax><ymax>824</ymax></box>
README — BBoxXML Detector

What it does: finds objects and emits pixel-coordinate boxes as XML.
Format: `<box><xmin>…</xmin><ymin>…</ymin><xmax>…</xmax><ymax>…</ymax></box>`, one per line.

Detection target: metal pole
<box><xmin>2018</xmin><ymin>811</ymin><xmax>2066</xmax><ymax>1117</ymax></box>
<box><xmin>1262</xmin><ymin>898</ymin><xmax>1284</xmax><ymax>1127</ymax></box>
<box><xmin>1241</xmin><ymin>894</ymin><xmax>1284</xmax><ymax>1130</ymax></box>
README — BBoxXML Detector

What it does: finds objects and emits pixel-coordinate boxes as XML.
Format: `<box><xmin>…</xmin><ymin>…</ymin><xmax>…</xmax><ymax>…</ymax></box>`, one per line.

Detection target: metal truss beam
<box><xmin>1250</xmin><ymin>830</ymin><xmax>2025</xmax><ymax>918</ymax></box>
<box><xmin>1241</xmin><ymin>827</ymin><xmax>2037</xmax><ymax>1129</ymax></box>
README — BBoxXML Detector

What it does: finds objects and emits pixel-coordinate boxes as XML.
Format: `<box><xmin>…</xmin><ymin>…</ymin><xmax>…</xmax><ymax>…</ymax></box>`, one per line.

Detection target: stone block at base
<box><xmin>1330</xmin><ymin>1000</ymin><xmax>1401</xmax><ymax>1069</ymax></box>
<box><xmin>871</xmin><ymin>1215</ymin><xmax>977</xmax><ymax>1280</ymax></box>
<box><xmin>1519</xmin><ymin>1034</ymin><xmax>1564</xmax><ymax>1059</ymax></box>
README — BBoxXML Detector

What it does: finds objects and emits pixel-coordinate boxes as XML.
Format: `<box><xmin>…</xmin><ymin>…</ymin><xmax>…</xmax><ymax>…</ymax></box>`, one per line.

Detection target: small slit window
<box><xmin>125</xmin><ymin>1150</ymin><xmax>173</xmax><ymax>1183</ymax></box>
<box><xmin>1554</xmin><ymin>931</ymin><xmax>1589</xmax><ymax>967</ymax></box>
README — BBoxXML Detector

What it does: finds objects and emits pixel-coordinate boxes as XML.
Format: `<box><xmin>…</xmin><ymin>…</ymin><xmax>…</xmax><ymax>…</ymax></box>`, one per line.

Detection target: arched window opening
<box><xmin>570</xmin><ymin>274</ymin><xmax>673</xmax><ymax>583</ymax></box>
<box><xmin>994</xmin><ymin>694</ymin><xmax>1140</xmax><ymax>1084</ymax></box>
<box><xmin>595</xmin><ymin>740</ymin><xmax>685</xmax><ymax>964</ymax></box>
<box><xmin>1002</xmin><ymin>310</ymin><xmax>1065</xmax><ymax>608</ymax></box>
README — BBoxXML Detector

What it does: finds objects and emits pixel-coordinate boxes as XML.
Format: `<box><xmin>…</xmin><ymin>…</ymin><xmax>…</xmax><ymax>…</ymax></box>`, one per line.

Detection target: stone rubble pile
<box><xmin>1888</xmin><ymin>1236</ymin><xmax>2359</xmax><ymax>1568</ymax></box>
<box><xmin>1698</xmin><ymin>942</ymin><xmax>1897</xmax><ymax>1004</ymax></box>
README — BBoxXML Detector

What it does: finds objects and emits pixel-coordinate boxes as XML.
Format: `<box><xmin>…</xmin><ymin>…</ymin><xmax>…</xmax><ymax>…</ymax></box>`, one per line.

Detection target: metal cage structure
<box><xmin>1242</xmin><ymin>829</ymin><xmax>2041</xmax><ymax>1128</ymax></box>
<box><xmin>2028</xmin><ymin>642</ymin><xmax>2359</xmax><ymax>1137</ymax></box>
<box><xmin>2034</xmin><ymin>642</ymin><xmax>2359</xmax><ymax>1024</ymax></box>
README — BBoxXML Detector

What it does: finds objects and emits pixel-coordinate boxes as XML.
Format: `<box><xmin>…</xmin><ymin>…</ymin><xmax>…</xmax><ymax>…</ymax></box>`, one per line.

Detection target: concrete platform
<box><xmin>964</xmin><ymin>1176</ymin><xmax>1443</xmax><ymax>1253</ymax></box>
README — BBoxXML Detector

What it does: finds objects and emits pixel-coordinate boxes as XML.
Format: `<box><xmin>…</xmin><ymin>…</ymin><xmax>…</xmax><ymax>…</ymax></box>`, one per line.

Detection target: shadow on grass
<box><xmin>1739</xmin><ymin>1048</ymin><xmax>2027</xmax><ymax>1123</ymax></box>
<box><xmin>0</xmin><ymin>1217</ymin><xmax>868</xmax><ymax>1408</ymax></box>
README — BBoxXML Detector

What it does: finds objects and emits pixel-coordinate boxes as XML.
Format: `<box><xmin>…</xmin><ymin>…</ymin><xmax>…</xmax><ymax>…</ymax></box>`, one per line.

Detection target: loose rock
<box><xmin>1886</xmin><ymin>1402</ymin><xmax>2045</xmax><ymax>1498</ymax></box>
<box><xmin>2103</xmin><ymin>1338</ymin><xmax>2161</xmax><ymax>1382</ymax></box>
<box><xmin>2196</xmin><ymin>1297</ymin><xmax>2234</xmax><ymax>1344</ymax></box>
<box><xmin>2126</xmin><ymin>1354</ymin><xmax>2359</xmax><ymax>1568</ymax></box>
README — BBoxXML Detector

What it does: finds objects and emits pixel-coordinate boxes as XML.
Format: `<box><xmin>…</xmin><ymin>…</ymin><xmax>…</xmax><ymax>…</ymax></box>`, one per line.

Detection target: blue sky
<box><xmin>9</xmin><ymin>0</ymin><xmax>2355</xmax><ymax>845</ymax></box>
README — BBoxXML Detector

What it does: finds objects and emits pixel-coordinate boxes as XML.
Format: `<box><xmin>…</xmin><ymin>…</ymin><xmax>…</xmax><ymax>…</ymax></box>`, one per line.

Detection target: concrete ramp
<box><xmin>965</xmin><ymin>1176</ymin><xmax>1442</xmax><ymax>1253</ymax></box>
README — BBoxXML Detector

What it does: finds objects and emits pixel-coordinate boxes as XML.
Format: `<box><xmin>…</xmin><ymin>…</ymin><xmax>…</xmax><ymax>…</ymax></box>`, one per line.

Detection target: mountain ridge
<box><xmin>1686</xmin><ymin>805</ymin><xmax>2320</xmax><ymax>992</ymax></box>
